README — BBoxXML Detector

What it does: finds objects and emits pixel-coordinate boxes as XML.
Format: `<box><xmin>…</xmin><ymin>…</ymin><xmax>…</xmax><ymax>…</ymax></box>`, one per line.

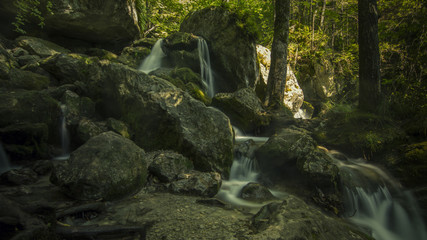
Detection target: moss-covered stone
<box><xmin>1</xmin><ymin>68</ymin><xmax>49</xmax><ymax>90</ymax></box>
<box><xmin>314</xmin><ymin>106</ymin><xmax>405</xmax><ymax>158</ymax></box>
<box><xmin>106</xmin><ymin>118</ymin><xmax>130</xmax><ymax>139</ymax></box>
<box><xmin>212</xmin><ymin>88</ymin><xmax>270</xmax><ymax>134</ymax></box>
<box><xmin>118</xmin><ymin>46</ymin><xmax>151</xmax><ymax>68</ymax></box>
<box><xmin>51</xmin><ymin>131</ymin><xmax>147</xmax><ymax>201</ymax></box>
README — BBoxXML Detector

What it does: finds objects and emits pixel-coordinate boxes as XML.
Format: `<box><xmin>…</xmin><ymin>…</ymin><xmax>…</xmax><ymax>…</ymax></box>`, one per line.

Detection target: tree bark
<box><xmin>320</xmin><ymin>0</ymin><xmax>326</xmax><ymax>28</ymax></box>
<box><xmin>265</xmin><ymin>0</ymin><xmax>291</xmax><ymax>109</ymax></box>
<box><xmin>358</xmin><ymin>0</ymin><xmax>381</xmax><ymax>112</ymax></box>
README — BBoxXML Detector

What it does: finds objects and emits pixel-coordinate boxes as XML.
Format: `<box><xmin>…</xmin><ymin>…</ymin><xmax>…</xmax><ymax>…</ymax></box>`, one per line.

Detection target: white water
<box><xmin>197</xmin><ymin>38</ymin><xmax>215</xmax><ymax>97</ymax></box>
<box><xmin>139</xmin><ymin>39</ymin><xmax>166</xmax><ymax>74</ymax></box>
<box><xmin>0</xmin><ymin>143</ymin><xmax>11</xmax><ymax>174</ymax></box>
<box><xmin>216</xmin><ymin>127</ymin><xmax>269</xmax><ymax>207</ymax></box>
<box><xmin>330</xmin><ymin>152</ymin><xmax>427</xmax><ymax>240</ymax></box>
<box><xmin>54</xmin><ymin>104</ymin><xmax>70</xmax><ymax>160</ymax></box>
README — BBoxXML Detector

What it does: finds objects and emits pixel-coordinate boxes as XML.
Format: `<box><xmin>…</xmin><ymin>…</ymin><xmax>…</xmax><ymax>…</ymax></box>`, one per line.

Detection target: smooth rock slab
<box><xmin>51</xmin><ymin>131</ymin><xmax>147</xmax><ymax>201</ymax></box>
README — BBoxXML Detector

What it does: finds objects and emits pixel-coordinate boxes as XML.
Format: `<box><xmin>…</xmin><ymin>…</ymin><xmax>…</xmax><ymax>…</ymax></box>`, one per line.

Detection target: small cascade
<box><xmin>197</xmin><ymin>38</ymin><xmax>215</xmax><ymax>97</ymax></box>
<box><xmin>0</xmin><ymin>143</ymin><xmax>11</xmax><ymax>174</ymax></box>
<box><xmin>55</xmin><ymin>104</ymin><xmax>70</xmax><ymax>160</ymax></box>
<box><xmin>139</xmin><ymin>39</ymin><xmax>166</xmax><ymax>74</ymax></box>
<box><xmin>329</xmin><ymin>152</ymin><xmax>427</xmax><ymax>240</ymax></box>
<box><xmin>216</xmin><ymin>127</ymin><xmax>268</xmax><ymax>207</ymax></box>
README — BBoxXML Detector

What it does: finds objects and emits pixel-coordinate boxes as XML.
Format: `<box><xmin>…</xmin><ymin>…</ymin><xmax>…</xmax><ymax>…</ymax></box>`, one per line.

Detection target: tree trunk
<box><xmin>358</xmin><ymin>0</ymin><xmax>381</xmax><ymax>112</ymax></box>
<box><xmin>320</xmin><ymin>0</ymin><xmax>326</xmax><ymax>28</ymax></box>
<box><xmin>265</xmin><ymin>0</ymin><xmax>291</xmax><ymax>109</ymax></box>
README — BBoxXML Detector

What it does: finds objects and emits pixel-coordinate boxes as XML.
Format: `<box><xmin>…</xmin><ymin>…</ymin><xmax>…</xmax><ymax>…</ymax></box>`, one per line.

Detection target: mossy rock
<box><xmin>314</xmin><ymin>106</ymin><xmax>406</xmax><ymax>157</ymax></box>
<box><xmin>1</xmin><ymin>68</ymin><xmax>49</xmax><ymax>90</ymax></box>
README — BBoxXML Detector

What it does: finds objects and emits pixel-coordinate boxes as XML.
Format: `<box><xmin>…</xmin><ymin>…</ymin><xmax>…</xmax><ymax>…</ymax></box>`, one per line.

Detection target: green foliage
<box><xmin>12</xmin><ymin>0</ymin><xmax>53</xmax><ymax>34</ymax></box>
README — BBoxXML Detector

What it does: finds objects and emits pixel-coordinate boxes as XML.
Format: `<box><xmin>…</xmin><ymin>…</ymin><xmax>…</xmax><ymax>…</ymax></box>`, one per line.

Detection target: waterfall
<box><xmin>0</xmin><ymin>143</ymin><xmax>11</xmax><ymax>174</ymax></box>
<box><xmin>139</xmin><ymin>39</ymin><xmax>166</xmax><ymax>74</ymax></box>
<box><xmin>330</xmin><ymin>152</ymin><xmax>427</xmax><ymax>240</ymax></box>
<box><xmin>216</xmin><ymin>126</ymin><xmax>268</xmax><ymax>206</ymax></box>
<box><xmin>55</xmin><ymin>104</ymin><xmax>70</xmax><ymax>160</ymax></box>
<box><xmin>197</xmin><ymin>38</ymin><xmax>215</xmax><ymax>97</ymax></box>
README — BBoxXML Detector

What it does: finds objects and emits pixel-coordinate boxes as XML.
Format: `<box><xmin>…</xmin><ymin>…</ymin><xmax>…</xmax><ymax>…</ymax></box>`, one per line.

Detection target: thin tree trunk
<box><xmin>358</xmin><ymin>0</ymin><xmax>381</xmax><ymax>112</ymax></box>
<box><xmin>320</xmin><ymin>0</ymin><xmax>326</xmax><ymax>28</ymax></box>
<box><xmin>311</xmin><ymin>9</ymin><xmax>318</xmax><ymax>50</ymax></box>
<box><xmin>265</xmin><ymin>0</ymin><xmax>291</xmax><ymax>109</ymax></box>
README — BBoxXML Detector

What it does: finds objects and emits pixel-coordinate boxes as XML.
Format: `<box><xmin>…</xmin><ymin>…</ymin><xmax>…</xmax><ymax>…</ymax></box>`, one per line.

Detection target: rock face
<box><xmin>51</xmin><ymin>131</ymin><xmax>147</xmax><ymax>200</ymax></box>
<box><xmin>212</xmin><ymin>88</ymin><xmax>270</xmax><ymax>134</ymax></box>
<box><xmin>45</xmin><ymin>0</ymin><xmax>140</xmax><ymax>49</ymax></box>
<box><xmin>251</xmin><ymin>195</ymin><xmax>370</xmax><ymax>239</ymax></box>
<box><xmin>87</xmin><ymin>62</ymin><xmax>233</xmax><ymax>176</ymax></box>
<box><xmin>255</xmin><ymin>127</ymin><xmax>340</xmax><ymax>198</ymax></box>
<box><xmin>180</xmin><ymin>7</ymin><xmax>258</xmax><ymax>93</ymax></box>
<box><xmin>256</xmin><ymin>45</ymin><xmax>304</xmax><ymax>112</ymax></box>
<box><xmin>0</xmin><ymin>0</ymin><xmax>140</xmax><ymax>50</ymax></box>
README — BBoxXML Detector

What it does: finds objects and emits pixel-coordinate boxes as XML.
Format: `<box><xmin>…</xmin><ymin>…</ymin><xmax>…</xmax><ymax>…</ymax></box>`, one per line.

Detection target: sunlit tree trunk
<box><xmin>358</xmin><ymin>0</ymin><xmax>381</xmax><ymax>112</ymax></box>
<box><xmin>265</xmin><ymin>0</ymin><xmax>290</xmax><ymax>109</ymax></box>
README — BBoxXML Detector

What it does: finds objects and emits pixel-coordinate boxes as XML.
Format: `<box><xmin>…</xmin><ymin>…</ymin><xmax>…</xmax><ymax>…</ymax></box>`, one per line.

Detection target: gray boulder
<box><xmin>87</xmin><ymin>62</ymin><xmax>233</xmax><ymax>176</ymax></box>
<box><xmin>255</xmin><ymin>127</ymin><xmax>317</xmax><ymax>176</ymax></box>
<box><xmin>180</xmin><ymin>7</ymin><xmax>258</xmax><ymax>93</ymax></box>
<box><xmin>51</xmin><ymin>131</ymin><xmax>147</xmax><ymax>200</ymax></box>
<box><xmin>168</xmin><ymin>171</ymin><xmax>222</xmax><ymax>197</ymax></box>
<box><xmin>212</xmin><ymin>88</ymin><xmax>270</xmax><ymax>134</ymax></box>
<box><xmin>44</xmin><ymin>0</ymin><xmax>141</xmax><ymax>49</ymax></box>
<box><xmin>147</xmin><ymin>150</ymin><xmax>194</xmax><ymax>183</ymax></box>
<box><xmin>239</xmin><ymin>182</ymin><xmax>276</xmax><ymax>203</ymax></box>
<box><xmin>251</xmin><ymin>195</ymin><xmax>371</xmax><ymax>239</ymax></box>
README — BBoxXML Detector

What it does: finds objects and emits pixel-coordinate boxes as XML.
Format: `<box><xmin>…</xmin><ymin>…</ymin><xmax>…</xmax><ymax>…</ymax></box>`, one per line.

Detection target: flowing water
<box><xmin>216</xmin><ymin>127</ymin><xmax>269</xmax><ymax>207</ymax></box>
<box><xmin>139</xmin><ymin>39</ymin><xmax>166</xmax><ymax>74</ymax></box>
<box><xmin>0</xmin><ymin>143</ymin><xmax>11</xmax><ymax>174</ymax></box>
<box><xmin>330</xmin><ymin>152</ymin><xmax>427</xmax><ymax>240</ymax></box>
<box><xmin>54</xmin><ymin>104</ymin><xmax>70</xmax><ymax>160</ymax></box>
<box><xmin>197</xmin><ymin>38</ymin><xmax>215</xmax><ymax>97</ymax></box>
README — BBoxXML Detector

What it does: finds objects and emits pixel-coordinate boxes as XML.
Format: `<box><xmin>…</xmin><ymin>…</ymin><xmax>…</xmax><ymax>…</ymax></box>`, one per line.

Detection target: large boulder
<box><xmin>212</xmin><ymin>88</ymin><xmax>270</xmax><ymax>134</ymax></box>
<box><xmin>180</xmin><ymin>7</ymin><xmax>258</xmax><ymax>93</ymax></box>
<box><xmin>256</xmin><ymin>45</ymin><xmax>304</xmax><ymax>112</ymax></box>
<box><xmin>87</xmin><ymin>62</ymin><xmax>233</xmax><ymax>176</ymax></box>
<box><xmin>255</xmin><ymin>127</ymin><xmax>317</xmax><ymax>177</ymax></box>
<box><xmin>51</xmin><ymin>131</ymin><xmax>147</xmax><ymax>200</ymax></box>
<box><xmin>251</xmin><ymin>195</ymin><xmax>371</xmax><ymax>239</ymax></box>
<box><xmin>0</xmin><ymin>1</ymin><xmax>140</xmax><ymax>50</ymax></box>
<box><xmin>45</xmin><ymin>0</ymin><xmax>140</xmax><ymax>49</ymax></box>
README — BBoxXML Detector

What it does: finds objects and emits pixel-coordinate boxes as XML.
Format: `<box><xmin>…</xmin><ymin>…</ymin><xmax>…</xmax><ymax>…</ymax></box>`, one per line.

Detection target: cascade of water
<box><xmin>216</xmin><ymin>127</ymin><xmax>268</xmax><ymax>207</ymax></box>
<box><xmin>0</xmin><ymin>143</ymin><xmax>11</xmax><ymax>174</ymax></box>
<box><xmin>139</xmin><ymin>39</ymin><xmax>166</xmax><ymax>74</ymax></box>
<box><xmin>197</xmin><ymin>38</ymin><xmax>215</xmax><ymax>97</ymax></box>
<box><xmin>55</xmin><ymin>104</ymin><xmax>70</xmax><ymax>160</ymax></box>
<box><xmin>330</xmin><ymin>153</ymin><xmax>427</xmax><ymax>240</ymax></box>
